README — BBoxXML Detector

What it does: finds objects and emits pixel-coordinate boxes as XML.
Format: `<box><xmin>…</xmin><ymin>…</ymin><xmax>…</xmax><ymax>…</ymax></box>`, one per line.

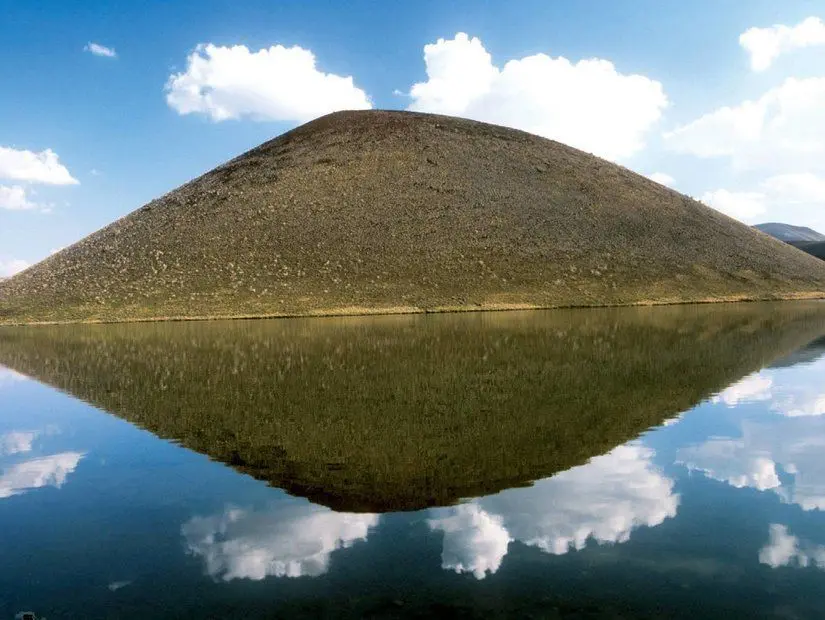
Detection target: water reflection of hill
<box><xmin>1</xmin><ymin>304</ymin><xmax>824</xmax><ymax>512</ymax></box>
<box><xmin>768</xmin><ymin>335</ymin><xmax>825</xmax><ymax>369</ymax></box>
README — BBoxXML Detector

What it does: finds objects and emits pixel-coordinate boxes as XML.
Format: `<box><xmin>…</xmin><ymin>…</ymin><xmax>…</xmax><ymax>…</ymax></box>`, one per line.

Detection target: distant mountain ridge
<box><xmin>755</xmin><ymin>223</ymin><xmax>825</xmax><ymax>262</ymax></box>
<box><xmin>755</xmin><ymin>223</ymin><xmax>825</xmax><ymax>243</ymax></box>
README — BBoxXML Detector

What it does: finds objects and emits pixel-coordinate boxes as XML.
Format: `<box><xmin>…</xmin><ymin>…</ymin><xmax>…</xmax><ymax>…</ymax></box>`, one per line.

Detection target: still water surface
<box><xmin>1</xmin><ymin>303</ymin><xmax>825</xmax><ymax>618</ymax></box>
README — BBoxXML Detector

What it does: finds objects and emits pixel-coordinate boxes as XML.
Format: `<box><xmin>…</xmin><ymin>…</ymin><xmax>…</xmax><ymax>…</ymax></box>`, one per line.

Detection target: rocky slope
<box><xmin>3</xmin><ymin>111</ymin><xmax>825</xmax><ymax>324</ymax></box>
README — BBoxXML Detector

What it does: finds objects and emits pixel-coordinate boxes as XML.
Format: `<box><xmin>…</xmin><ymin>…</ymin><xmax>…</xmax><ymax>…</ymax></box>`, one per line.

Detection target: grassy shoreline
<box><xmin>1</xmin><ymin>291</ymin><xmax>824</xmax><ymax>327</ymax></box>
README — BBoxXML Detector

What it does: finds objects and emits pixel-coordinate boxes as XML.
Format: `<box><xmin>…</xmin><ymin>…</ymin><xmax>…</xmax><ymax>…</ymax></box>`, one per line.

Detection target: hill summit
<box><xmin>3</xmin><ymin>110</ymin><xmax>825</xmax><ymax>324</ymax></box>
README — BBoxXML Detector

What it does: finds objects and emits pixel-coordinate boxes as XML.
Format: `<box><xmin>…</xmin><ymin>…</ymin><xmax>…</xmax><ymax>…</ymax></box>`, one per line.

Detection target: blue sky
<box><xmin>3</xmin><ymin>0</ymin><xmax>825</xmax><ymax>276</ymax></box>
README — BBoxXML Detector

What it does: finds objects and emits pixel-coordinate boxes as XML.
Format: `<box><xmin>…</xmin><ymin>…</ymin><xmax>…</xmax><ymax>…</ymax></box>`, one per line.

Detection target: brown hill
<box><xmin>2</xmin><ymin>110</ymin><xmax>825</xmax><ymax>324</ymax></box>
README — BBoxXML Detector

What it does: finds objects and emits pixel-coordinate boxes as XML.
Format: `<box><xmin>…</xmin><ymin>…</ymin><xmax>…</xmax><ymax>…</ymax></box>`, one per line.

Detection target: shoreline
<box><xmin>2</xmin><ymin>291</ymin><xmax>824</xmax><ymax>327</ymax></box>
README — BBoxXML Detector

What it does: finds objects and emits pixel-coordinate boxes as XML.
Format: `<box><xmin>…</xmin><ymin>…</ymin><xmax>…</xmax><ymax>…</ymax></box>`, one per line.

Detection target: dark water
<box><xmin>1</xmin><ymin>303</ymin><xmax>825</xmax><ymax>619</ymax></box>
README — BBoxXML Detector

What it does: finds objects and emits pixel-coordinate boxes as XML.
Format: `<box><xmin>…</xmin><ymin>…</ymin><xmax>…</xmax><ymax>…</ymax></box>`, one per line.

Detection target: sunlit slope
<box><xmin>2</xmin><ymin>304</ymin><xmax>825</xmax><ymax>511</ymax></box>
<box><xmin>2</xmin><ymin>111</ymin><xmax>825</xmax><ymax>324</ymax></box>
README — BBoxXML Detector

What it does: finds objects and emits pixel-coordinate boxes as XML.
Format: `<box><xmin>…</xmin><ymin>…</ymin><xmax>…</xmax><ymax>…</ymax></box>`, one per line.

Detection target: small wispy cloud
<box><xmin>740</xmin><ymin>17</ymin><xmax>825</xmax><ymax>71</ymax></box>
<box><xmin>647</xmin><ymin>172</ymin><xmax>675</xmax><ymax>187</ymax></box>
<box><xmin>0</xmin><ymin>258</ymin><xmax>31</xmax><ymax>278</ymax></box>
<box><xmin>0</xmin><ymin>146</ymin><xmax>78</xmax><ymax>185</ymax></box>
<box><xmin>84</xmin><ymin>42</ymin><xmax>117</xmax><ymax>58</ymax></box>
<box><xmin>0</xmin><ymin>185</ymin><xmax>37</xmax><ymax>210</ymax></box>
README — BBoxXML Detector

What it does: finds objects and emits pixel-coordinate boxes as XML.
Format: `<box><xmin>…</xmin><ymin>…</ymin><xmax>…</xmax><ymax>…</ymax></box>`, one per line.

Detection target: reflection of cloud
<box><xmin>182</xmin><ymin>500</ymin><xmax>379</xmax><ymax>581</ymax></box>
<box><xmin>0</xmin><ymin>431</ymin><xmax>38</xmax><ymax>456</ymax></box>
<box><xmin>775</xmin><ymin>428</ymin><xmax>825</xmax><ymax>511</ymax></box>
<box><xmin>429</xmin><ymin>444</ymin><xmax>678</xmax><ymax>578</ymax></box>
<box><xmin>0</xmin><ymin>367</ymin><xmax>27</xmax><ymax>386</ymax></box>
<box><xmin>773</xmin><ymin>394</ymin><xmax>825</xmax><ymax>418</ymax></box>
<box><xmin>713</xmin><ymin>374</ymin><xmax>773</xmax><ymax>407</ymax></box>
<box><xmin>107</xmin><ymin>580</ymin><xmax>132</xmax><ymax>592</ymax></box>
<box><xmin>714</xmin><ymin>364</ymin><xmax>825</xmax><ymax>418</ymax></box>
<box><xmin>680</xmin><ymin>357</ymin><xmax>825</xmax><ymax>510</ymax></box>
<box><xmin>0</xmin><ymin>452</ymin><xmax>85</xmax><ymax>499</ymax></box>
<box><xmin>661</xmin><ymin>413</ymin><xmax>685</xmax><ymax>427</ymax></box>
<box><xmin>760</xmin><ymin>524</ymin><xmax>825</xmax><ymax>569</ymax></box>
<box><xmin>678</xmin><ymin>438</ymin><xmax>780</xmax><ymax>491</ymax></box>
<box><xmin>678</xmin><ymin>416</ymin><xmax>825</xmax><ymax>511</ymax></box>
<box><xmin>428</xmin><ymin>504</ymin><xmax>511</xmax><ymax>579</ymax></box>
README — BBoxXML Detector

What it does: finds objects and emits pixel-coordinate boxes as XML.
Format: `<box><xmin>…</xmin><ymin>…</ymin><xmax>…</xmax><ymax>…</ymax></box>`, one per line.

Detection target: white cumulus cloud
<box><xmin>760</xmin><ymin>524</ymin><xmax>825</xmax><ymax>568</ymax></box>
<box><xmin>762</xmin><ymin>172</ymin><xmax>825</xmax><ymax>205</ymax></box>
<box><xmin>0</xmin><ymin>146</ymin><xmax>78</xmax><ymax>185</ymax></box>
<box><xmin>182</xmin><ymin>499</ymin><xmax>379</xmax><ymax>581</ymax></box>
<box><xmin>406</xmin><ymin>33</ymin><xmax>668</xmax><ymax>161</ymax></box>
<box><xmin>166</xmin><ymin>43</ymin><xmax>372</xmax><ymax>123</ymax></box>
<box><xmin>648</xmin><ymin>172</ymin><xmax>676</xmax><ymax>187</ymax></box>
<box><xmin>740</xmin><ymin>17</ymin><xmax>825</xmax><ymax>71</ymax></box>
<box><xmin>428</xmin><ymin>443</ymin><xmax>678</xmax><ymax>578</ymax></box>
<box><xmin>700</xmin><ymin>172</ymin><xmax>825</xmax><ymax>228</ymax></box>
<box><xmin>666</xmin><ymin>70</ymin><xmax>825</xmax><ymax>231</ymax></box>
<box><xmin>0</xmin><ymin>259</ymin><xmax>30</xmax><ymax>278</ymax></box>
<box><xmin>84</xmin><ymin>42</ymin><xmax>117</xmax><ymax>58</ymax></box>
<box><xmin>0</xmin><ymin>185</ymin><xmax>37</xmax><ymax>210</ymax></box>
<box><xmin>665</xmin><ymin>77</ymin><xmax>825</xmax><ymax>174</ymax></box>
<box><xmin>0</xmin><ymin>452</ymin><xmax>85</xmax><ymax>499</ymax></box>
<box><xmin>700</xmin><ymin>189</ymin><xmax>767</xmax><ymax>223</ymax></box>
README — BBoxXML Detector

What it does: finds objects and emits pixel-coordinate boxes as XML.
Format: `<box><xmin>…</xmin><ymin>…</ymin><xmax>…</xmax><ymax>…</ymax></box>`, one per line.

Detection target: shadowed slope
<box><xmin>791</xmin><ymin>241</ymin><xmax>825</xmax><ymax>261</ymax></box>
<box><xmin>2</xmin><ymin>111</ymin><xmax>825</xmax><ymax>324</ymax></box>
<box><xmin>1</xmin><ymin>303</ymin><xmax>825</xmax><ymax>511</ymax></box>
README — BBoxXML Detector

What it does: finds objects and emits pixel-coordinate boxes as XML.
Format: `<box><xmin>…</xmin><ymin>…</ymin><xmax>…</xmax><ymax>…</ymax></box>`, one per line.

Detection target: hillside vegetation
<box><xmin>2</xmin><ymin>111</ymin><xmax>825</xmax><ymax>324</ymax></box>
<box><xmin>1</xmin><ymin>303</ymin><xmax>824</xmax><ymax>511</ymax></box>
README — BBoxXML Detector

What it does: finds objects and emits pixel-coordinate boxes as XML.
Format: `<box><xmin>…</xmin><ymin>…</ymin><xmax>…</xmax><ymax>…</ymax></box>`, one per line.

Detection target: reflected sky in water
<box><xmin>428</xmin><ymin>443</ymin><xmax>678</xmax><ymax>579</ymax></box>
<box><xmin>1</xmin><ymin>306</ymin><xmax>825</xmax><ymax>618</ymax></box>
<box><xmin>183</xmin><ymin>501</ymin><xmax>379</xmax><ymax>581</ymax></box>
